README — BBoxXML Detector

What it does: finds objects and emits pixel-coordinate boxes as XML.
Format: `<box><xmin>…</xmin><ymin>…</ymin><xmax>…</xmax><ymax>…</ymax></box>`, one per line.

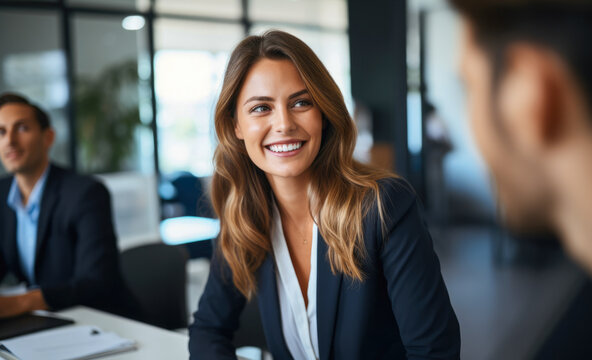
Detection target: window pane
<box><xmin>72</xmin><ymin>14</ymin><xmax>154</xmax><ymax>174</ymax></box>
<box><xmin>154</xmin><ymin>19</ymin><xmax>243</xmax><ymax>177</ymax></box>
<box><xmin>249</xmin><ymin>0</ymin><xmax>347</xmax><ymax>29</ymax></box>
<box><xmin>67</xmin><ymin>0</ymin><xmax>150</xmax><ymax>11</ymax></box>
<box><xmin>0</xmin><ymin>9</ymin><xmax>70</xmax><ymax>175</ymax></box>
<box><xmin>155</xmin><ymin>0</ymin><xmax>242</xmax><ymax>19</ymax></box>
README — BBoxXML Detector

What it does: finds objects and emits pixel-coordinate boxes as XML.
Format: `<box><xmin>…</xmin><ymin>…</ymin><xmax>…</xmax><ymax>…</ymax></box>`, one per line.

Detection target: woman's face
<box><xmin>234</xmin><ymin>58</ymin><xmax>323</xmax><ymax>184</ymax></box>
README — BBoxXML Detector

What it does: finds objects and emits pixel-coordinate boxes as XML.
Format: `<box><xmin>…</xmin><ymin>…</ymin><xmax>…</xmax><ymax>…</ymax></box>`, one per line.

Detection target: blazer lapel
<box><xmin>2</xmin><ymin>198</ymin><xmax>21</xmax><ymax>278</ymax></box>
<box><xmin>317</xmin><ymin>232</ymin><xmax>343</xmax><ymax>360</ymax></box>
<box><xmin>35</xmin><ymin>165</ymin><xmax>59</xmax><ymax>267</ymax></box>
<box><xmin>257</xmin><ymin>253</ymin><xmax>293</xmax><ymax>360</ymax></box>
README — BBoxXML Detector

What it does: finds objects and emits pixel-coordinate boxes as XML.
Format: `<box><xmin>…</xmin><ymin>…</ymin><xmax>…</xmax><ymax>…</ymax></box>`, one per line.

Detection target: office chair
<box><xmin>169</xmin><ymin>171</ymin><xmax>214</xmax><ymax>218</ymax></box>
<box><xmin>167</xmin><ymin>171</ymin><xmax>216</xmax><ymax>259</ymax></box>
<box><xmin>120</xmin><ymin>243</ymin><xmax>189</xmax><ymax>330</ymax></box>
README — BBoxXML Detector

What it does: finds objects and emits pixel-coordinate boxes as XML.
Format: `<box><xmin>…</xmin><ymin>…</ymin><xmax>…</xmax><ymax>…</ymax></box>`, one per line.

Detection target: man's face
<box><xmin>0</xmin><ymin>103</ymin><xmax>53</xmax><ymax>176</ymax></box>
<box><xmin>459</xmin><ymin>20</ymin><xmax>553</xmax><ymax>233</ymax></box>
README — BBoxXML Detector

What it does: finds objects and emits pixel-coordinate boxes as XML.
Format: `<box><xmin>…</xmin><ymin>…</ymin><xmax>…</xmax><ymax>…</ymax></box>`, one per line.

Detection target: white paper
<box><xmin>0</xmin><ymin>283</ymin><xmax>27</xmax><ymax>296</ymax></box>
<box><xmin>1</xmin><ymin>325</ymin><xmax>136</xmax><ymax>360</ymax></box>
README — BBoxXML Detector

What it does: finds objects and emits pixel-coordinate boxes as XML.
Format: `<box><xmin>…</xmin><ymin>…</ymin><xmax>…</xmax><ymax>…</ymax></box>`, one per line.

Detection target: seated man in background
<box><xmin>451</xmin><ymin>1</ymin><xmax>592</xmax><ymax>272</ymax></box>
<box><xmin>0</xmin><ymin>93</ymin><xmax>130</xmax><ymax>317</ymax></box>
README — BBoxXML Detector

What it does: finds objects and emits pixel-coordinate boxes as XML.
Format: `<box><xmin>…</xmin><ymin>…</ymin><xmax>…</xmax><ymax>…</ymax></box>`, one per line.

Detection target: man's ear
<box><xmin>43</xmin><ymin>128</ymin><xmax>55</xmax><ymax>149</ymax></box>
<box><xmin>497</xmin><ymin>44</ymin><xmax>562</xmax><ymax>155</ymax></box>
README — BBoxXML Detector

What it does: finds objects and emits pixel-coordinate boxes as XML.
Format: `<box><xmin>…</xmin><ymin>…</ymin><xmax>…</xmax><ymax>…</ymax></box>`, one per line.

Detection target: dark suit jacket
<box><xmin>0</xmin><ymin>164</ymin><xmax>128</xmax><ymax>313</ymax></box>
<box><xmin>189</xmin><ymin>178</ymin><xmax>461</xmax><ymax>359</ymax></box>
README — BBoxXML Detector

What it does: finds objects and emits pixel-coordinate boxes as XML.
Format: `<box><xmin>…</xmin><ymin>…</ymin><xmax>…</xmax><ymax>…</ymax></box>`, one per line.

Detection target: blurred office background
<box><xmin>0</xmin><ymin>0</ymin><xmax>590</xmax><ymax>359</ymax></box>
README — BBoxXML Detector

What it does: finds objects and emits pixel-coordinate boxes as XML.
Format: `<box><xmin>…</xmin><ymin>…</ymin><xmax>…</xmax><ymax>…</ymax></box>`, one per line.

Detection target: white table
<box><xmin>57</xmin><ymin>306</ymin><xmax>189</xmax><ymax>359</ymax></box>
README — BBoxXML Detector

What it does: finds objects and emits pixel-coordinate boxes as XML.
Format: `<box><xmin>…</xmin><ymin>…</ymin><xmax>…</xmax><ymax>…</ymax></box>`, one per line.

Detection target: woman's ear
<box><xmin>234</xmin><ymin>122</ymin><xmax>244</xmax><ymax>140</ymax></box>
<box><xmin>231</xmin><ymin>109</ymin><xmax>245</xmax><ymax>140</ymax></box>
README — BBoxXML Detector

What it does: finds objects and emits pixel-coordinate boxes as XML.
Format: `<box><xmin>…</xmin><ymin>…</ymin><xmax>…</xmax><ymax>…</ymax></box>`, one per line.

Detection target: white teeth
<box><xmin>268</xmin><ymin>142</ymin><xmax>302</xmax><ymax>153</ymax></box>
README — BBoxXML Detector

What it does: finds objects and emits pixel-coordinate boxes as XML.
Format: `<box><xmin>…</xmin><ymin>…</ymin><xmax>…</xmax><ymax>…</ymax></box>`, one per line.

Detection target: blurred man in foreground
<box><xmin>0</xmin><ymin>93</ymin><xmax>130</xmax><ymax>317</ymax></box>
<box><xmin>452</xmin><ymin>0</ymin><xmax>592</xmax><ymax>272</ymax></box>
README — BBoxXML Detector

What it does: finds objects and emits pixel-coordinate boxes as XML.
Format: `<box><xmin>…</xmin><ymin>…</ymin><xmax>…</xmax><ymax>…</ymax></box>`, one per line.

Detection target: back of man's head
<box><xmin>450</xmin><ymin>0</ymin><xmax>592</xmax><ymax>274</ymax></box>
<box><xmin>450</xmin><ymin>0</ymin><xmax>592</xmax><ymax>111</ymax></box>
<box><xmin>0</xmin><ymin>93</ymin><xmax>51</xmax><ymax>130</ymax></box>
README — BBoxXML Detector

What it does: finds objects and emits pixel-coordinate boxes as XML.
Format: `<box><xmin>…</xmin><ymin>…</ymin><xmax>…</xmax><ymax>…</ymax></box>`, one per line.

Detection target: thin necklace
<box><xmin>296</xmin><ymin>222</ymin><xmax>310</xmax><ymax>245</ymax></box>
<box><xmin>283</xmin><ymin>216</ymin><xmax>311</xmax><ymax>245</ymax></box>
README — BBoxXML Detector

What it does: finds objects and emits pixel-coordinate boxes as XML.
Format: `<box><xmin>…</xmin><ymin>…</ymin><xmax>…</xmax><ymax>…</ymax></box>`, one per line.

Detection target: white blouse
<box><xmin>271</xmin><ymin>204</ymin><xmax>319</xmax><ymax>360</ymax></box>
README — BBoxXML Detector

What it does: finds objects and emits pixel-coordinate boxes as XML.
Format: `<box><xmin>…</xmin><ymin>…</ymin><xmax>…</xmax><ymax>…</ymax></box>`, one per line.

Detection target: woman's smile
<box><xmin>265</xmin><ymin>140</ymin><xmax>305</xmax><ymax>156</ymax></box>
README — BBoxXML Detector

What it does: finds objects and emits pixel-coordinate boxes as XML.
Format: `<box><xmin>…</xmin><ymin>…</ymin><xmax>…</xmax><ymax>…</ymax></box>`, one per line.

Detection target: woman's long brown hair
<box><xmin>212</xmin><ymin>30</ymin><xmax>393</xmax><ymax>299</ymax></box>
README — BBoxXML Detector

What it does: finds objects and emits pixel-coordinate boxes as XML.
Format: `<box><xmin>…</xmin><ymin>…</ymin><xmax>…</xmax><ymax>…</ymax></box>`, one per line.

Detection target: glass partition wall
<box><xmin>0</xmin><ymin>8</ymin><xmax>70</xmax><ymax>175</ymax></box>
<box><xmin>0</xmin><ymin>0</ymin><xmax>351</xmax><ymax>217</ymax></box>
<box><xmin>0</xmin><ymin>0</ymin><xmax>350</xmax><ymax>177</ymax></box>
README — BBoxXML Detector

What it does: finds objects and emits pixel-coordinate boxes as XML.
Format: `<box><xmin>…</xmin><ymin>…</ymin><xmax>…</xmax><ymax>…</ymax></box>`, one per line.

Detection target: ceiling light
<box><xmin>122</xmin><ymin>15</ymin><xmax>145</xmax><ymax>31</ymax></box>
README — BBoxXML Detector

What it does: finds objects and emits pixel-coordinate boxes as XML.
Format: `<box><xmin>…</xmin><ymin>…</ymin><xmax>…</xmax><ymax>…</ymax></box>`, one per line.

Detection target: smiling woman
<box><xmin>189</xmin><ymin>30</ymin><xmax>460</xmax><ymax>360</ymax></box>
<box><xmin>234</xmin><ymin>58</ymin><xmax>323</xmax><ymax>181</ymax></box>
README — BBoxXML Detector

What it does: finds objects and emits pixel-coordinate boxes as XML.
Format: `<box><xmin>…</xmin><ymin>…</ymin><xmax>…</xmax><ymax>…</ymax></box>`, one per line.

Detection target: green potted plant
<box><xmin>75</xmin><ymin>59</ymin><xmax>146</xmax><ymax>173</ymax></box>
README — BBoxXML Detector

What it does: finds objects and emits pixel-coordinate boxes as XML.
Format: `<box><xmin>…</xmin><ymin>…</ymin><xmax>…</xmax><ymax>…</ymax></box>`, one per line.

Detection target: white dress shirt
<box><xmin>271</xmin><ymin>204</ymin><xmax>319</xmax><ymax>360</ymax></box>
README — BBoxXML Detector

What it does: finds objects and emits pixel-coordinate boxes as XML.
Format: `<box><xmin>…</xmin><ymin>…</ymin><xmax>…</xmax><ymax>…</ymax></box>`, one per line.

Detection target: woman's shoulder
<box><xmin>376</xmin><ymin>176</ymin><xmax>417</xmax><ymax>208</ymax></box>
<box><xmin>370</xmin><ymin>176</ymin><xmax>420</xmax><ymax>229</ymax></box>
<box><xmin>376</xmin><ymin>176</ymin><xmax>415</xmax><ymax>196</ymax></box>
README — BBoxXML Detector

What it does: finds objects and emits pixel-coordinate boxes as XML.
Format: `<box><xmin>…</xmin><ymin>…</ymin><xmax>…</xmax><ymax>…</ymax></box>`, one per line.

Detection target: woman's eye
<box><xmin>250</xmin><ymin>105</ymin><xmax>270</xmax><ymax>113</ymax></box>
<box><xmin>293</xmin><ymin>99</ymin><xmax>312</xmax><ymax>108</ymax></box>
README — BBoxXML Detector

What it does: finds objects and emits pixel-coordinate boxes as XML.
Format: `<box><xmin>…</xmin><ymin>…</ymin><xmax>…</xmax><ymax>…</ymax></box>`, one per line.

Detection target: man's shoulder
<box><xmin>0</xmin><ymin>174</ymin><xmax>14</xmax><ymax>199</ymax></box>
<box><xmin>49</xmin><ymin>164</ymin><xmax>108</xmax><ymax>196</ymax></box>
<box><xmin>0</xmin><ymin>174</ymin><xmax>12</xmax><ymax>187</ymax></box>
<box><xmin>51</xmin><ymin>164</ymin><xmax>101</xmax><ymax>185</ymax></box>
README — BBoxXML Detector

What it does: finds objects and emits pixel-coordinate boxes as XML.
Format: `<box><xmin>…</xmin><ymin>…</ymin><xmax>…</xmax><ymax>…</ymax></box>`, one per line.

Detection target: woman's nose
<box><xmin>273</xmin><ymin>107</ymin><xmax>296</xmax><ymax>133</ymax></box>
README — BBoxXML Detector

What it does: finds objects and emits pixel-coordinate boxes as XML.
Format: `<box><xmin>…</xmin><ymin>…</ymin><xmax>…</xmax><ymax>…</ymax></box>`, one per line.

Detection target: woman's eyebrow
<box><xmin>243</xmin><ymin>96</ymin><xmax>274</xmax><ymax>105</ymax></box>
<box><xmin>243</xmin><ymin>89</ymin><xmax>308</xmax><ymax>106</ymax></box>
<box><xmin>288</xmin><ymin>89</ymin><xmax>308</xmax><ymax>100</ymax></box>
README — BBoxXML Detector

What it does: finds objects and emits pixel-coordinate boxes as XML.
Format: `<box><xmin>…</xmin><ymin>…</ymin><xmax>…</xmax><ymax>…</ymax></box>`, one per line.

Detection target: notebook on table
<box><xmin>0</xmin><ymin>312</ymin><xmax>74</xmax><ymax>341</ymax></box>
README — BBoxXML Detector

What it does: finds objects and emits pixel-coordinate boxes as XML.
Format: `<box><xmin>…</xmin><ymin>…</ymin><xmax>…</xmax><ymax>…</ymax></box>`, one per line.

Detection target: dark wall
<box><xmin>348</xmin><ymin>0</ymin><xmax>408</xmax><ymax>176</ymax></box>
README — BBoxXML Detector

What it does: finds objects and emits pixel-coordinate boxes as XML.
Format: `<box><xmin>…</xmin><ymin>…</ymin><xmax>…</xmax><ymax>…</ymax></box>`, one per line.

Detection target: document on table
<box><xmin>0</xmin><ymin>325</ymin><xmax>136</xmax><ymax>360</ymax></box>
<box><xmin>0</xmin><ymin>283</ymin><xmax>27</xmax><ymax>296</ymax></box>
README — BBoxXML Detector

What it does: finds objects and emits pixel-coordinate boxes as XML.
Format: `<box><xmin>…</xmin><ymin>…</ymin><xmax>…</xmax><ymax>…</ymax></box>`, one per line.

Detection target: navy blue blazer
<box><xmin>0</xmin><ymin>164</ymin><xmax>129</xmax><ymax>314</ymax></box>
<box><xmin>189</xmin><ymin>178</ymin><xmax>460</xmax><ymax>359</ymax></box>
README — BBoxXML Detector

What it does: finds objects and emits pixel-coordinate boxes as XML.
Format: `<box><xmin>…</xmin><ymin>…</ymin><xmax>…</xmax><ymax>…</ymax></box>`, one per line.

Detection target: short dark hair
<box><xmin>0</xmin><ymin>92</ymin><xmax>51</xmax><ymax>130</ymax></box>
<box><xmin>450</xmin><ymin>0</ymin><xmax>592</xmax><ymax>108</ymax></box>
